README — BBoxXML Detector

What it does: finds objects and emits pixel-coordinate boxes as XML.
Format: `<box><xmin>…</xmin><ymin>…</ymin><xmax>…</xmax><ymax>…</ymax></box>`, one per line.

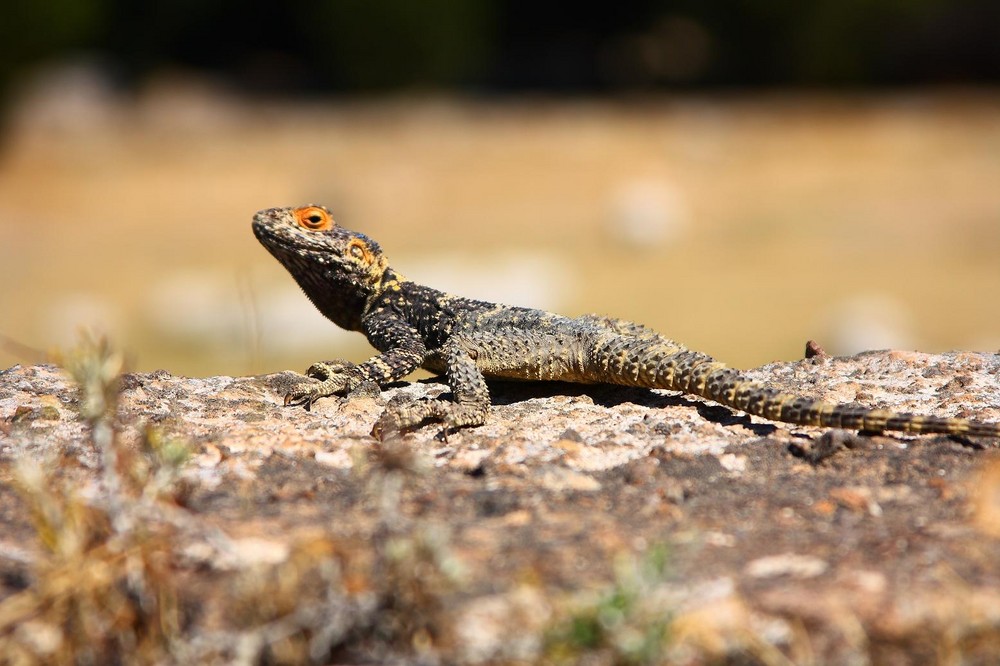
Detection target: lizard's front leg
<box><xmin>284</xmin><ymin>322</ymin><xmax>427</xmax><ymax>410</ymax></box>
<box><xmin>283</xmin><ymin>359</ymin><xmax>373</xmax><ymax>409</ymax></box>
<box><xmin>372</xmin><ymin>339</ymin><xmax>490</xmax><ymax>437</ymax></box>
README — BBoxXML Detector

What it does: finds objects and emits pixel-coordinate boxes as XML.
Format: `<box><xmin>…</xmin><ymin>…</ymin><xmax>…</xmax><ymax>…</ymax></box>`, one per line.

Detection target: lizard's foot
<box><xmin>370</xmin><ymin>397</ymin><xmax>488</xmax><ymax>438</ymax></box>
<box><xmin>284</xmin><ymin>360</ymin><xmax>365</xmax><ymax>410</ymax></box>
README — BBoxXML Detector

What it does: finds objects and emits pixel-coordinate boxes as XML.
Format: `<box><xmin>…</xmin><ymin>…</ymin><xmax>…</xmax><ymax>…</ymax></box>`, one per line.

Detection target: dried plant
<box><xmin>0</xmin><ymin>334</ymin><xmax>188</xmax><ymax>665</ymax></box>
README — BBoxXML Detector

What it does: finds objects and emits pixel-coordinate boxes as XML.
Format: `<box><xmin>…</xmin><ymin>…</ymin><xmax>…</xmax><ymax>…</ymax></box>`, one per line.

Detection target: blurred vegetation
<box><xmin>2</xmin><ymin>0</ymin><xmax>999</xmax><ymax>99</ymax></box>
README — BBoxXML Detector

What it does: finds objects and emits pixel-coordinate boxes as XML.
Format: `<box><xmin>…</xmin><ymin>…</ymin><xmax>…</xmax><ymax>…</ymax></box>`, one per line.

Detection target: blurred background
<box><xmin>1</xmin><ymin>1</ymin><xmax>999</xmax><ymax>377</ymax></box>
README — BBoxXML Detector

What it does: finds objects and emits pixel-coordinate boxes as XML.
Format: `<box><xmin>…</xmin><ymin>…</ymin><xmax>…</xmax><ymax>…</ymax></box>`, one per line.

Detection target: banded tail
<box><xmin>616</xmin><ymin>343</ymin><xmax>1000</xmax><ymax>438</ymax></box>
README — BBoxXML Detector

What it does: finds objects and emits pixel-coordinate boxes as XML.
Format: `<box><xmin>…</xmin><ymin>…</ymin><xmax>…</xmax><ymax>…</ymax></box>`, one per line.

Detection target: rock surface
<box><xmin>1</xmin><ymin>350</ymin><xmax>999</xmax><ymax>663</ymax></box>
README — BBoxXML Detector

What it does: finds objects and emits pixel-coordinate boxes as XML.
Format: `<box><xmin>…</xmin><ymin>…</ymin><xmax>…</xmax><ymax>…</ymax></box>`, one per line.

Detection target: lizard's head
<box><xmin>252</xmin><ymin>205</ymin><xmax>392</xmax><ymax>329</ymax></box>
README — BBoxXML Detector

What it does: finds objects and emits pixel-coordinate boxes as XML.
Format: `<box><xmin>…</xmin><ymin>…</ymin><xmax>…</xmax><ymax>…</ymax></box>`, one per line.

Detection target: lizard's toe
<box><xmin>284</xmin><ymin>375</ymin><xmax>351</xmax><ymax>410</ymax></box>
<box><xmin>283</xmin><ymin>384</ymin><xmax>322</xmax><ymax>410</ymax></box>
<box><xmin>370</xmin><ymin>411</ymin><xmax>413</xmax><ymax>439</ymax></box>
<box><xmin>372</xmin><ymin>403</ymin><xmax>428</xmax><ymax>436</ymax></box>
<box><xmin>283</xmin><ymin>360</ymin><xmax>368</xmax><ymax>410</ymax></box>
<box><xmin>370</xmin><ymin>414</ymin><xmax>395</xmax><ymax>440</ymax></box>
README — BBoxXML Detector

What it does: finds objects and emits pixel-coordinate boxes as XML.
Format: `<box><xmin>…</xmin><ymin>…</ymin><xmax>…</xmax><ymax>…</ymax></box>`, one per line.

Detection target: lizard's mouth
<box><xmin>252</xmin><ymin>218</ymin><xmax>309</xmax><ymax>266</ymax></box>
<box><xmin>251</xmin><ymin>218</ymin><xmax>286</xmax><ymax>252</ymax></box>
<box><xmin>252</xmin><ymin>213</ymin><xmax>349</xmax><ymax>275</ymax></box>
<box><xmin>251</xmin><ymin>215</ymin><xmax>278</xmax><ymax>244</ymax></box>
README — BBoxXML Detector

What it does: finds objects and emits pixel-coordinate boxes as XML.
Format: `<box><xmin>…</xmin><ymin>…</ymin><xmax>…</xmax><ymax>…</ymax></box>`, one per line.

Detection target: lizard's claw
<box><xmin>283</xmin><ymin>360</ymin><xmax>364</xmax><ymax>410</ymax></box>
<box><xmin>370</xmin><ymin>393</ymin><xmax>418</xmax><ymax>438</ymax></box>
<box><xmin>283</xmin><ymin>390</ymin><xmax>320</xmax><ymax>410</ymax></box>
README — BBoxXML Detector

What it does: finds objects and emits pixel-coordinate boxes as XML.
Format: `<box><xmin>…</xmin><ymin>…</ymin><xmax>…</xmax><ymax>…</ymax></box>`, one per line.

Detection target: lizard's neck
<box><xmin>291</xmin><ymin>267</ymin><xmax>368</xmax><ymax>332</ymax></box>
<box><xmin>375</xmin><ymin>266</ymin><xmax>407</xmax><ymax>294</ymax></box>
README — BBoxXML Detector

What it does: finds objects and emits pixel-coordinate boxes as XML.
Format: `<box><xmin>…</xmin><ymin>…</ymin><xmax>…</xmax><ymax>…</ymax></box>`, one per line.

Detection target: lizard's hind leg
<box><xmin>371</xmin><ymin>340</ymin><xmax>490</xmax><ymax>437</ymax></box>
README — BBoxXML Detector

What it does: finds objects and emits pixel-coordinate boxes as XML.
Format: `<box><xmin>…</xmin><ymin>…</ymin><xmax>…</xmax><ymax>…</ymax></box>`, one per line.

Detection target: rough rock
<box><xmin>1</xmin><ymin>350</ymin><xmax>999</xmax><ymax>663</ymax></box>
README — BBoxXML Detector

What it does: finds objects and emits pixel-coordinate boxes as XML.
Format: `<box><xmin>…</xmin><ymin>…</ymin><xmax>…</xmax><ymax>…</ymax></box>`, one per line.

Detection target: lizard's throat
<box><xmin>296</xmin><ymin>271</ymin><xmax>369</xmax><ymax>332</ymax></box>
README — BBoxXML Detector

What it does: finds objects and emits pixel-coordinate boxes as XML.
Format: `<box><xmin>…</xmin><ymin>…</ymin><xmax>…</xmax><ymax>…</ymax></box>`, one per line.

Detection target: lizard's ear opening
<box><xmin>294</xmin><ymin>206</ymin><xmax>334</xmax><ymax>231</ymax></box>
<box><xmin>347</xmin><ymin>238</ymin><xmax>375</xmax><ymax>266</ymax></box>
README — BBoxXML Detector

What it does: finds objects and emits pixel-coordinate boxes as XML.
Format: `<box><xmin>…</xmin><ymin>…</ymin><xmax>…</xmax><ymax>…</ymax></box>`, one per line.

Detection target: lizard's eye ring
<box><xmin>294</xmin><ymin>206</ymin><xmax>333</xmax><ymax>231</ymax></box>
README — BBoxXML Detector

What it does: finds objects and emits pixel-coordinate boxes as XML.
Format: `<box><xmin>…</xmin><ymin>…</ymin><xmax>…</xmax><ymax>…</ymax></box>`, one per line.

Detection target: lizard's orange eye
<box><xmin>294</xmin><ymin>206</ymin><xmax>333</xmax><ymax>231</ymax></box>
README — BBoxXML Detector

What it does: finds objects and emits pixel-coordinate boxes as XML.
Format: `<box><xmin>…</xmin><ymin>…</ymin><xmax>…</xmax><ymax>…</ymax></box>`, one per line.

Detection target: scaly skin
<box><xmin>253</xmin><ymin>204</ymin><xmax>1000</xmax><ymax>439</ymax></box>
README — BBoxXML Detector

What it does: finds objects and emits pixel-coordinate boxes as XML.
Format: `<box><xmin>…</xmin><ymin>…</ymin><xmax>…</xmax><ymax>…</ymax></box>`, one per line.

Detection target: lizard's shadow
<box><xmin>416</xmin><ymin>376</ymin><xmax>778</xmax><ymax>438</ymax></box>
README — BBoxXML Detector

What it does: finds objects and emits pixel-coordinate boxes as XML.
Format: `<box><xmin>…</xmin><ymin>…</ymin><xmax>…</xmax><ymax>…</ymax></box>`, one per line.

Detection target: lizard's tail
<box><xmin>648</xmin><ymin>349</ymin><xmax>1000</xmax><ymax>437</ymax></box>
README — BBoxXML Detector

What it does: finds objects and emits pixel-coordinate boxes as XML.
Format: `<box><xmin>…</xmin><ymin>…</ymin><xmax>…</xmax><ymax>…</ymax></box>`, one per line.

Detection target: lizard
<box><xmin>252</xmin><ymin>204</ymin><xmax>1000</xmax><ymax>441</ymax></box>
